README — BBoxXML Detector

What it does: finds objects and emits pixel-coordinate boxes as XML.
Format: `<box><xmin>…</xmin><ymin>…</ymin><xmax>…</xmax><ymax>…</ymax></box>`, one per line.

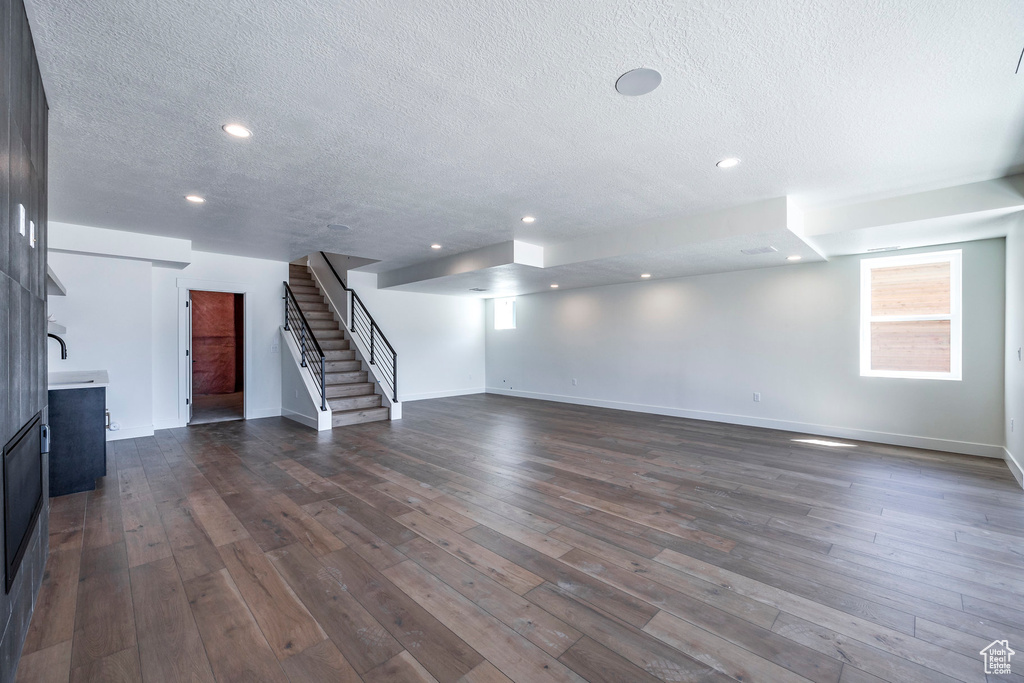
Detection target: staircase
<box><xmin>288</xmin><ymin>263</ymin><xmax>390</xmax><ymax>427</ymax></box>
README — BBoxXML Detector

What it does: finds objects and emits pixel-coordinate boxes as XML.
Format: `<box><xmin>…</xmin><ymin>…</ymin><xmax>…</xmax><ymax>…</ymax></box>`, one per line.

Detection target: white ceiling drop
<box><xmin>22</xmin><ymin>0</ymin><xmax>1024</xmax><ymax>295</ymax></box>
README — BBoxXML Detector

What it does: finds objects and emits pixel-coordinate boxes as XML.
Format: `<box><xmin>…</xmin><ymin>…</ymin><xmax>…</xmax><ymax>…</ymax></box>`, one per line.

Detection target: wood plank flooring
<box><xmin>18</xmin><ymin>394</ymin><xmax>1024</xmax><ymax>683</ymax></box>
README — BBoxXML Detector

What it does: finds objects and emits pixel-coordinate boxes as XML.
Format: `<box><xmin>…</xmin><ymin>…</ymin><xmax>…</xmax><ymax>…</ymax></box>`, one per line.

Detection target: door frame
<box><xmin>176</xmin><ymin>278</ymin><xmax>250</xmax><ymax>427</ymax></box>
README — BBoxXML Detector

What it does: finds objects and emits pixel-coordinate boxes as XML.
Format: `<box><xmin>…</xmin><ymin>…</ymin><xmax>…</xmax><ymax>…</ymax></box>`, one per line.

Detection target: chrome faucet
<box><xmin>48</xmin><ymin>333</ymin><xmax>67</xmax><ymax>359</ymax></box>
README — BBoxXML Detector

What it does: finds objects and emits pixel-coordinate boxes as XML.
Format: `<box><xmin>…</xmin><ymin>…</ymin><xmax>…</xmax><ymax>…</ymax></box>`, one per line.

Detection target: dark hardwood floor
<box><xmin>17</xmin><ymin>394</ymin><xmax>1024</xmax><ymax>683</ymax></box>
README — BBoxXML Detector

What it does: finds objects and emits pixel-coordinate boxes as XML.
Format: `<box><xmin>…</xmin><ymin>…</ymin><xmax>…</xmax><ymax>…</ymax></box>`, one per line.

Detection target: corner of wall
<box><xmin>1004</xmin><ymin>448</ymin><xmax>1024</xmax><ymax>490</ymax></box>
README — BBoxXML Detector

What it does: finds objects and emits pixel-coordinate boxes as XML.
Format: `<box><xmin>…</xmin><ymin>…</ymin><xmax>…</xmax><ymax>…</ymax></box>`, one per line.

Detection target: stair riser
<box><xmin>326</xmin><ymin>371</ymin><xmax>368</xmax><ymax>384</ymax></box>
<box><xmin>319</xmin><ymin>341</ymin><xmax>350</xmax><ymax>350</ymax></box>
<box><xmin>331</xmin><ymin>407</ymin><xmax>389</xmax><ymax>427</ymax></box>
<box><xmin>325</xmin><ymin>361</ymin><xmax>362</xmax><ymax>372</ymax></box>
<box><xmin>326</xmin><ymin>382</ymin><xmax>374</xmax><ymax>398</ymax></box>
<box><xmin>323</xmin><ymin>350</ymin><xmax>355</xmax><ymax>361</ymax></box>
<box><xmin>329</xmin><ymin>394</ymin><xmax>382</xmax><ymax>411</ymax></box>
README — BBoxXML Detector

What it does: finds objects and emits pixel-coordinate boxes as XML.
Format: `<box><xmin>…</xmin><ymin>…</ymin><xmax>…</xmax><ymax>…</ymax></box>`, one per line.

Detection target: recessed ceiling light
<box><xmin>716</xmin><ymin>157</ymin><xmax>741</xmax><ymax>169</ymax></box>
<box><xmin>185</xmin><ymin>195</ymin><xmax>205</xmax><ymax>203</ymax></box>
<box><xmin>615</xmin><ymin>68</ymin><xmax>662</xmax><ymax>96</ymax></box>
<box><xmin>640</xmin><ymin>273</ymin><xmax>651</xmax><ymax>278</ymax></box>
<box><xmin>550</xmin><ymin>284</ymin><xmax>559</xmax><ymax>289</ymax></box>
<box><xmin>431</xmin><ymin>244</ymin><xmax>442</xmax><ymax>250</ymax></box>
<box><xmin>787</xmin><ymin>255</ymin><xmax>802</xmax><ymax>261</ymax></box>
<box><xmin>521</xmin><ymin>216</ymin><xmax>536</xmax><ymax>223</ymax></box>
<box><xmin>222</xmin><ymin>123</ymin><xmax>252</xmax><ymax>138</ymax></box>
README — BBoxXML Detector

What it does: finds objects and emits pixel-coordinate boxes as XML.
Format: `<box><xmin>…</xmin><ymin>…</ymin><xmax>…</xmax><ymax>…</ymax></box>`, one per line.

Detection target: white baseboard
<box><xmin>486</xmin><ymin>388</ymin><xmax>1005</xmax><ymax>459</ymax></box>
<box><xmin>247</xmin><ymin>407</ymin><xmax>283</xmax><ymax>420</ymax></box>
<box><xmin>402</xmin><ymin>387</ymin><xmax>486</xmax><ymax>403</ymax></box>
<box><xmin>1005</xmin><ymin>448</ymin><xmax>1024</xmax><ymax>489</ymax></box>
<box><xmin>153</xmin><ymin>418</ymin><xmax>181</xmax><ymax>431</ymax></box>
<box><xmin>105</xmin><ymin>425</ymin><xmax>155</xmax><ymax>441</ymax></box>
<box><xmin>282</xmin><ymin>409</ymin><xmax>319</xmax><ymax>430</ymax></box>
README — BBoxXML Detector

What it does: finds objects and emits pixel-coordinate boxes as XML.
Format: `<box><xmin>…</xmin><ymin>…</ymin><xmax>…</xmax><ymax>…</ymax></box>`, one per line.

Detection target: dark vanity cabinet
<box><xmin>47</xmin><ymin>387</ymin><xmax>107</xmax><ymax>496</ymax></box>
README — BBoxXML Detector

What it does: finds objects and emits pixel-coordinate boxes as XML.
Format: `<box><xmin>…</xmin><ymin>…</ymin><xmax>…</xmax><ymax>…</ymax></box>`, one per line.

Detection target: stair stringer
<box><xmin>304</xmin><ymin>254</ymin><xmax>402</xmax><ymax>420</ymax></box>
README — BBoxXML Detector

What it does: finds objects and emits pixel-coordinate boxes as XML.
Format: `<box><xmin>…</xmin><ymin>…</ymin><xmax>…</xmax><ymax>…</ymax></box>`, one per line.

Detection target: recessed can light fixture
<box><xmin>615</xmin><ymin>68</ymin><xmax>662</xmax><ymax>96</ymax></box>
<box><xmin>431</xmin><ymin>244</ymin><xmax>442</xmax><ymax>250</ymax></box>
<box><xmin>521</xmin><ymin>216</ymin><xmax>536</xmax><ymax>223</ymax></box>
<box><xmin>717</xmin><ymin>157</ymin><xmax>741</xmax><ymax>169</ymax></box>
<box><xmin>787</xmin><ymin>255</ymin><xmax>802</xmax><ymax>261</ymax></box>
<box><xmin>185</xmin><ymin>195</ymin><xmax>206</xmax><ymax>203</ymax></box>
<box><xmin>222</xmin><ymin>123</ymin><xmax>252</xmax><ymax>138</ymax></box>
<box><xmin>550</xmin><ymin>284</ymin><xmax>559</xmax><ymax>288</ymax></box>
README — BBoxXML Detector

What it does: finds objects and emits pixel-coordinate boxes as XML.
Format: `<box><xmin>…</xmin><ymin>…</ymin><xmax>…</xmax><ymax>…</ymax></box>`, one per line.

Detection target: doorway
<box><xmin>188</xmin><ymin>290</ymin><xmax>245</xmax><ymax>425</ymax></box>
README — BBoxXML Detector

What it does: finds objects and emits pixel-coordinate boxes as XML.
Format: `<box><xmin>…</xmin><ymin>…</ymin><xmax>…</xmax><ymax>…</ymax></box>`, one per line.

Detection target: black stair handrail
<box><xmin>282</xmin><ymin>281</ymin><xmax>327</xmax><ymax>411</ymax></box>
<box><xmin>319</xmin><ymin>252</ymin><xmax>398</xmax><ymax>403</ymax></box>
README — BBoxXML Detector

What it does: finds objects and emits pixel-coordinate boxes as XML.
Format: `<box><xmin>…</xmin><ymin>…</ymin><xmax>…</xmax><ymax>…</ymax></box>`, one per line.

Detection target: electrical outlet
<box><xmin>294</xmin><ymin>390</ymin><xmax>299</xmax><ymax>399</ymax></box>
<box><xmin>271</xmin><ymin>342</ymin><xmax>279</xmax><ymax>354</ymax></box>
<box><xmin>753</xmin><ymin>392</ymin><xmax>761</xmax><ymax>402</ymax></box>
<box><xmin>572</xmin><ymin>378</ymin><xmax>577</xmax><ymax>386</ymax></box>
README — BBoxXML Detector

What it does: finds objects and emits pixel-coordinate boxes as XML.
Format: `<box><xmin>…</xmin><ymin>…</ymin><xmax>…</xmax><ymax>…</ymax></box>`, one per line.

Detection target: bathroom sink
<box><xmin>48</xmin><ymin>371</ymin><xmax>109</xmax><ymax>390</ymax></box>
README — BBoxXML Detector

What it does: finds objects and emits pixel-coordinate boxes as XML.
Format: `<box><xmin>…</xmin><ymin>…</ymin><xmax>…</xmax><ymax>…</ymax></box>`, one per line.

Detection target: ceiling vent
<box><xmin>615</xmin><ymin>68</ymin><xmax>662</xmax><ymax>96</ymax></box>
<box><xmin>740</xmin><ymin>246</ymin><xmax>778</xmax><ymax>255</ymax></box>
<box><xmin>469</xmin><ymin>287</ymin><xmax>487</xmax><ymax>292</ymax></box>
<box><xmin>327</xmin><ymin>224</ymin><xmax>351</xmax><ymax>231</ymax></box>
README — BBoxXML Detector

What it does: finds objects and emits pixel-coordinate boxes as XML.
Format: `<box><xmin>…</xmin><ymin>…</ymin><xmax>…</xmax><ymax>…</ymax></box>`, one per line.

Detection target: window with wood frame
<box><xmin>860</xmin><ymin>250</ymin><xmax>962</xmax><ymax>380</ymax></box>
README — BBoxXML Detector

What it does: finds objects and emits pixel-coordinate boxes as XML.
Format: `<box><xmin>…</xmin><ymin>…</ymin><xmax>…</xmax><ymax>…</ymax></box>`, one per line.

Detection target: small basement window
<box><xmin>860</xmin><ymin>250</ymin><xmax>961</xmax><ymax>380</ymax></box>
<box><xmin>494</xmin><ymin>297</ymin><xmax>516</xmax><ymax>330</ymax></box>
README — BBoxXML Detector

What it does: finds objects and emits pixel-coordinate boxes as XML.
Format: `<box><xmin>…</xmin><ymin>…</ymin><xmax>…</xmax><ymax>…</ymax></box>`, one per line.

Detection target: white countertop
<box><xmin>48</xmin><ymin>370</ymin><xmax>110</xmax><ymax>391</ymax></box>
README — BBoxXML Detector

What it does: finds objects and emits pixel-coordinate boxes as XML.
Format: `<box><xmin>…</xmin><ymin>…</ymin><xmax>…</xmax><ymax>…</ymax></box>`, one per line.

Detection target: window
<box><xmin>860</xmin><ymin>250</ymin><xmax>961</xmax><ymax>380</ymax></box>
<box><xmin>494</xmin><ymin>297</ymin><xmax>516</xmax><ymax>330</ymax></box>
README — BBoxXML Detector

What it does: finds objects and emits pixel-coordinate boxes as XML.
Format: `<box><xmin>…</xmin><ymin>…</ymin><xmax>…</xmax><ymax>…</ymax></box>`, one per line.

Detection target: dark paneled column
<box><xmin>0</xmin><ymin>0</ymin><xmax>49</xmax><ymax>677</ymax></box>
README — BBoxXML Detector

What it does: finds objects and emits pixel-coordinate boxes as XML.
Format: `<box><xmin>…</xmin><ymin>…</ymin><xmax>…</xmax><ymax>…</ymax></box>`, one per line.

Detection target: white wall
<box><xmin>152</xmin><ymin>251</ymin><xmax>288</xmax><ymax>428</ymax></box>
<box><xmin>280</xmin><ymin>329</ymin><xmax>331</xmax><ymax>430</ymax></box>
<box><xmin>1005</xmin><ymin>221</ymin><xmax>1024</xmax><ymax>486</ymax></box>
<box><xmin>486</xmin><ymin>239</ymin><xmax>1006</xmax><ymax>457</ymax></box>
<box><xmin>47</xmin><ymin>252</ymin><xmax>154</xmax><ymax>440</ymax></box>
<box><xmin>347</xmin><ymin>270</ymin><xmax>485</xmax><ymax>401</ymax></box>
<box><xmin>47</xmin><ymin>243</ymin><xmax>288</xmax><ymax>436</ymax></box>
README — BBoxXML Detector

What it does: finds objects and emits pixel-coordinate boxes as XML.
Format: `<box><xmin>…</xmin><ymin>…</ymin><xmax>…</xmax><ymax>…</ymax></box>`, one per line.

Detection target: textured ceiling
<box><xmin>383</xmin><ymin>229</ymin><xmax>821</xmax><ymax>297</ymax></box>
<box><xmin>25</xmin><ymin>0</ymin><xmax>1024</xmax><ymax>275</ymax></box>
